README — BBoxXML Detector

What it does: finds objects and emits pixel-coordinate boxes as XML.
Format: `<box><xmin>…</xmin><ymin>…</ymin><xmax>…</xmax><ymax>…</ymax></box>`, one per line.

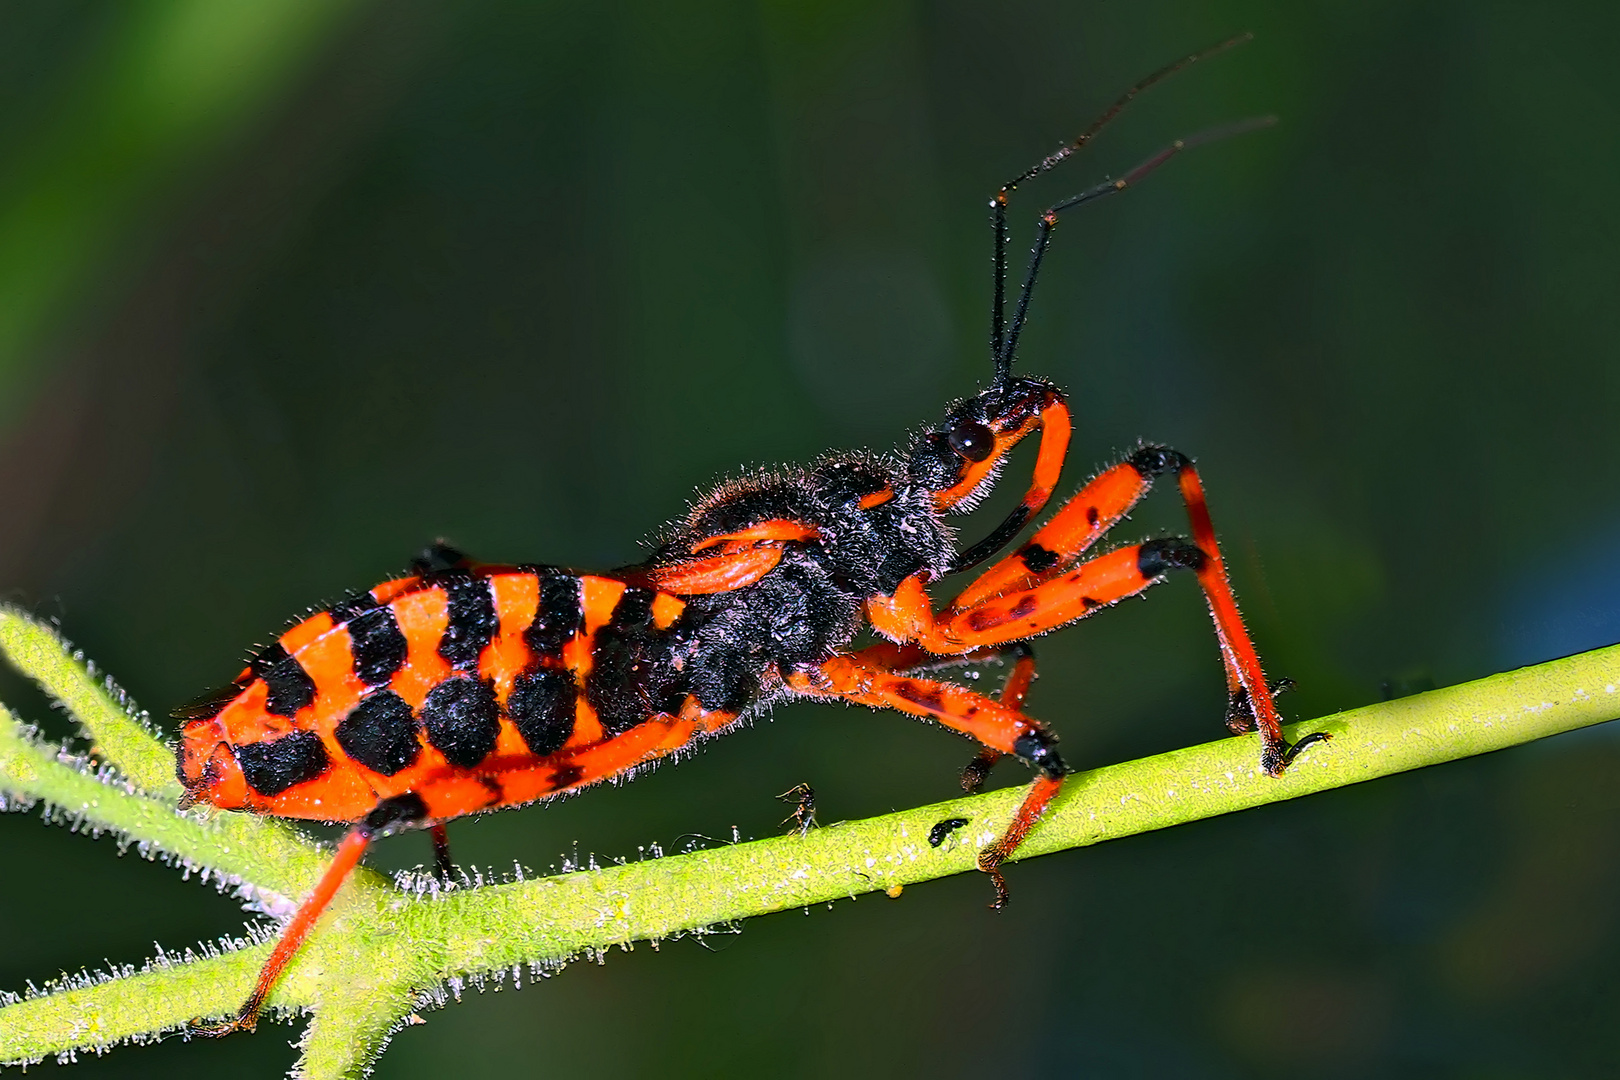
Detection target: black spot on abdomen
<box><xmin>335</xmin><ymin>690</ymin><xmax>421</xmax><ymax>776</ymax></box>
<box><xmin>421</xmin><ymin>676</ymin><xmax>500</xmax><ymax>767</ymax></box>
<box><xmin>252</xmin><ymin>644</ymin><xmax>316</xmax><ymax>718</ymax></box>
<box><xmin>438</xmin><ymin>575</ymin><xmax>497</xmax><ymax>670</ymax></box>
<box><xmin>507</xmin><ymin>668</ymin><xmax>576</xmax><ymax>756</ymax></box>
<box><xmin>348</xmin><ymin>605</ymin><xmax>407</xmax><ymax>687</ymax></box>
<box><xmin>236</xmin><ymin>730</ymin><xmax>329</xmax><ymax>796</ymax></box>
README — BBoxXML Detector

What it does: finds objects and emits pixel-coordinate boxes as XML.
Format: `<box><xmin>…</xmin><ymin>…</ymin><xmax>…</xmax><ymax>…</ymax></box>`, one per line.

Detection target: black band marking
<box><xmin>1128</xmin><ymin>445</ymin><xmax>1189</xmax><ymax>478</ymax></box>
<box><xmin>1137</xmin><ymin>538</ymin><xmax>1206</xmax><ymax>579</ymax></box>
<box><xmin>588</xmin><ymin>588</ymin><xmax>680</xmax><ymax>738</ymax></box>
<box><xmin>1012</xmin><ymin>730</ymin><xmax>1069</xmax><ymax>779</ymax></box>
<box><xmin>438</xmin><ymin>574</ymin><xmax>498</xmax><ymax>670</ymax></box>
<box><xmin>252</xmin><ymin>644</ymin><xmax>316</xmax><ymax>718</ymax></box>
<box><xmin>335</xmin><ymin>690</ymin><xmax>421</xmax><ymax>776</ymax></box>
<box><xmin>326</xmin><ymin>591</ymin><xmax>380</xmax><ymax>622</ymax></box>
<box><xmin>348</xmin><ymin>605</ymin><xmax>408</xmax><ymax>687</ymax></box>
<box><xmin>522</xmin><ymin>568</ymin><xmax>583</xmax><ymax>656</ymax></box>
<box><xmin>236</xmin><ymin>730</ymin><xmax>329</xmax><ymax>796</ymax></box>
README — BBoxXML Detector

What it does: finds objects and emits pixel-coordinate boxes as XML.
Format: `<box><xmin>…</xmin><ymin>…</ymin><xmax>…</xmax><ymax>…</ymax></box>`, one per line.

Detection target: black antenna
<box><xmin>997</xmin><ymin>115</ymin><xmax>1275</xmax><ymax>373</ymax></box>
<box><xmin>989</xmin><ymin>33</ymin><xmax>1257</xmax><ymax>380</ymax></box>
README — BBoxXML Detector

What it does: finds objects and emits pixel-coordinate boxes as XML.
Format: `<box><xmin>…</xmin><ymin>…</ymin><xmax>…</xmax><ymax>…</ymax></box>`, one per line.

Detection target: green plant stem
<box><xmin>0</xmin><ymin>609</ymin><xmax>178</xmax><ymax>795</ymax></box>
<box><xmin>415</xmin><ymin>642</ymin><xmax>1620</xmax><ymax>968</ymax></box>
<box><xmin>2</xmin><ymin>599</ymin><xmax>1617</xmax><ymax>1078</ymax></box>
<box><xmin>0</xmin><ymin>609</ymin><xmax>373</xmax><ymax>901</ymax></box>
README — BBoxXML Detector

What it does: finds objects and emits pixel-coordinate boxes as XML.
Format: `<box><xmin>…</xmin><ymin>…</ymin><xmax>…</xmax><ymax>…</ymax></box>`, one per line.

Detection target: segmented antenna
<box><xmin>989</xmin><ymin>33</ymin><xmax>1260</xmax><ymax>380</ymax></box>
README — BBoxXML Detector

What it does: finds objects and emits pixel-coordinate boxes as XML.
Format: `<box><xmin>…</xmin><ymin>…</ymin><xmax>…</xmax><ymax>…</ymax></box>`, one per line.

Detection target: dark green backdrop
<box><xmin>4</xmin><ymin>1</ymin><xmax>1619</xmax><ymax>1076</ymax></box>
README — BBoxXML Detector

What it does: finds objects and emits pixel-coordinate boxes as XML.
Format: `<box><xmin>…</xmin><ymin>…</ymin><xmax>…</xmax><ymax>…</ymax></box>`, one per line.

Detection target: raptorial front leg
<box><xmin>868</xmin><ymin>540</ymin><xmax>1196</xmax><ymax>656</ymax></box>
<box><xmin>946</xmin><ymin>450</ymin><xmax>1165</xmax><ymax>611</ymax></box>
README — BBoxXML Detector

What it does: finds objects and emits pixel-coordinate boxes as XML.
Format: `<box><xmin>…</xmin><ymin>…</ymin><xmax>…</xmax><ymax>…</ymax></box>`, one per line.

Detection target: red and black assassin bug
<box><xmin>175</xmin><ymin>36</ymin><xmax>1324</xmax><ymax>1035</ymax></box>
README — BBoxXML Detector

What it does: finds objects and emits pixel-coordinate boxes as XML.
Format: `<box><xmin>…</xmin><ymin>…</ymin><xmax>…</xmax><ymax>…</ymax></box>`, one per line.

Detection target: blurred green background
<box><xmin>4</xmin><ymin>0</ymin><xmax>1620</xmax><ymax>1076</ymax></box>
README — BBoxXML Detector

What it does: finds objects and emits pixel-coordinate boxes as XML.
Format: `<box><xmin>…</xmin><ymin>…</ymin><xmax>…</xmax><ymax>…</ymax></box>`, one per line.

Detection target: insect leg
<box><xmin>784</xmin><ymin>655</ymin><xmax>1065</xmax><ymax>908</ymax></box>
<box><xmin>946</xmin><ymin>397</ymin><xmax>1073</xmax><ymax>575</ymax></box>
<box><xmin>948</xmin><ymin>451</ymin><xmax>1164</xmax><ymax>610</ymax></box>
<box><xmin>465</xmin><ymin>698</ymin><xmax>743</xmax><ymax>811</ymax></box>
<box><xmin>837</xmin><ymin>640</ymin><xmax>1035</xmax><ymax>791</ymax></box>
<box><xmin>195</xmin><ymin>826</ymin><xmax>375</xmax><ymax>1035</ymax></box>
<box><xmin>948</xmin><ymin>446</ymin><xmax>1325</xmax><ymax>775</ymax></box>
<box><xmin>430</xmin><ymin>823</ymin><xmax>455</xmax><ymax>883</ymax></box>
<box><xmin>869</xmin><ymin>539</ymin><xmax>1178</xmax><ymax>658</ymax></box>
<box><xmin>1167</xmin><ymin>453</ymin><xmax>1329</xmax><ymax>773</ymax></box>
<box><xmin>958</xmin><ymin>642</ymin><xmax>1038</xmax><ymax>793</ymax></box>
<box><xmin>777</xmin><ymin>783</ymin><xmax>818</xmax><ymax>837</ymax></box>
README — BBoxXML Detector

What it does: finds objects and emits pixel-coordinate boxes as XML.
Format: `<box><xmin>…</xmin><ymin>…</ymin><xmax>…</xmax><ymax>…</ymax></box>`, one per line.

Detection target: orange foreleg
<box><xmin>948</xmin><ymin>458</ymin><xmax>1151</xmax><ymax>610</ymax></box>
<box><xmin>933</xmin><ymin>446</ymin><xmax>1325</xmax><ymax>775</ymax></box>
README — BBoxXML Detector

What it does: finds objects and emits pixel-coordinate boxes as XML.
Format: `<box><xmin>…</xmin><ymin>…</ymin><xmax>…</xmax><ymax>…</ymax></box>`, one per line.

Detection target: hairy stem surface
<box><xmin>1</xmin><ymin>601</ymin><xmax>1616</xmax><ymax>1079</ymax></box>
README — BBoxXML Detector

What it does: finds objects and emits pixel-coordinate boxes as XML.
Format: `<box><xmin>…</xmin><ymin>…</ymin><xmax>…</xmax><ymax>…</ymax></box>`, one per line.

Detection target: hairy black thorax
<box><xmin>633</xmin><ymin>451</ymin><xmax>955</xmax><ymax>714</ymax></box>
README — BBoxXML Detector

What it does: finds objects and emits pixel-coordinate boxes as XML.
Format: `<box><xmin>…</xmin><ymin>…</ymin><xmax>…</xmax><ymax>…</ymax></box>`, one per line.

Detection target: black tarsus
<box><xmin>987</xmin><ymin>867</ymin><xmax>1012</xmax><ymax>911</ymax></box>
<box><xmin>1227</xmin><ymin>676</ymin><xmax>1327</xmax><ymax>773</ymax></box>
<box><xmin>960</xmin><ymin>748</ymin><xmax>1000</xmax><ymax>794</ymax></box>
<box><xmin>1226</xmin><ymin>676</ymin><xmax>1295</xmax><ymax>734</ymax></box>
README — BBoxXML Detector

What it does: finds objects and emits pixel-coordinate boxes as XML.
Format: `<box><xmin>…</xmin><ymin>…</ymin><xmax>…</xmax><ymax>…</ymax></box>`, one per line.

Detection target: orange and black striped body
<box><xmin>178</xmin><ymin>450</ymin><xmax>960</xmax><ymax>831</ymax></box>
<box><xmin>181</xmin><ymin>43</ymin><xmax>1326</xmax><ymax>1036</ymax></box>
<box><xmin>177</xmin><ymin>565</ymin><xmax>736</xmax><ymax>826</ymax></box>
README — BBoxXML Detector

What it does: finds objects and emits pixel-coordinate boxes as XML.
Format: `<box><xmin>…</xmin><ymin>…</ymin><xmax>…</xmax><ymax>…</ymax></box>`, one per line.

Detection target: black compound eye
<box><xmin>946</xmin><ymin>420</ymin><xmax>996</xmax><ymax>462</ymax></box>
